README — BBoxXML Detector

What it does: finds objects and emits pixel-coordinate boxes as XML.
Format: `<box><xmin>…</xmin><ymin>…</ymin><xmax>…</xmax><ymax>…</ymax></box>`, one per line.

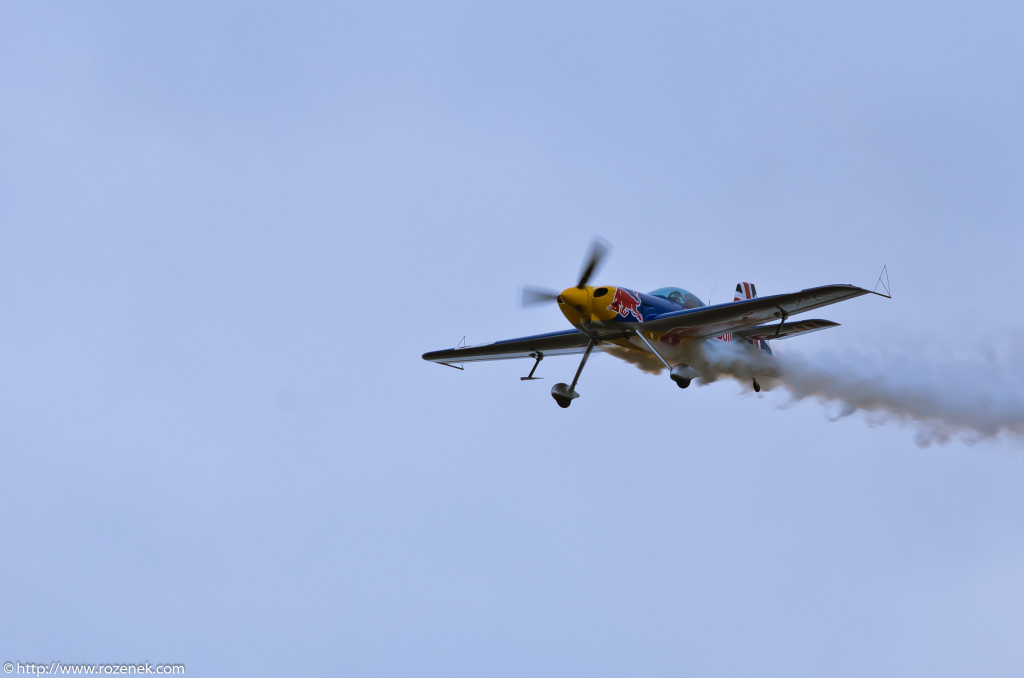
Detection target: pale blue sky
<box><xmin>3</xmin><ymin>2</ymin><xmax>1024</xmax><ymax>676</ymax></box>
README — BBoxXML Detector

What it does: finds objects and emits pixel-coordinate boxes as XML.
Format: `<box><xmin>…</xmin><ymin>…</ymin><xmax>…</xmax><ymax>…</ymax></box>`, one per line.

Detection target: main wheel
<box><xmin>752</xmin><ymin>378</ymin><xmax>761</xmax><ymax>392</ymax></box>
<box><xmin>672</xmin><ymin>376</ymin><xmax>691</xmax><ymax>389</ymax></box>
<box><xmin>550</xmin><ymin>382</ymin><xmax>578</xmax><ymax>408</ymax></box>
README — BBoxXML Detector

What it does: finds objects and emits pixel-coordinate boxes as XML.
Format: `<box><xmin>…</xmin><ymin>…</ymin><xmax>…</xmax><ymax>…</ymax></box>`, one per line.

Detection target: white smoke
<box><xmin>602</xmin><ymin>344</ymin><xmax>666</xmax><ymax>374</ymax></box>
<box><xmin>693</xmin><ymin>338</ymin><xmax>1024</xmax><ymax>447</ymax></box>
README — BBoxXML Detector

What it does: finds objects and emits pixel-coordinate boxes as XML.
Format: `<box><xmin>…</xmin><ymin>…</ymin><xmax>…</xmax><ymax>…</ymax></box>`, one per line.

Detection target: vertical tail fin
<box><xmin>734</xmin><ymin>282</ymin><xmax>757</xmax><ymax>301</ymax></box>
<box><xmin>734</xmin><ymin>282</ymin><xmax>771</xmax><ymax>354</ymax></box>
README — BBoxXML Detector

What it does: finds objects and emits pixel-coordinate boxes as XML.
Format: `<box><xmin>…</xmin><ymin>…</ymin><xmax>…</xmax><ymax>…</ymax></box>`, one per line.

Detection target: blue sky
<box><xmin>3</xmin><ymin>2</ymin><xmax>1024</xmax><ymax>676</ymax></box>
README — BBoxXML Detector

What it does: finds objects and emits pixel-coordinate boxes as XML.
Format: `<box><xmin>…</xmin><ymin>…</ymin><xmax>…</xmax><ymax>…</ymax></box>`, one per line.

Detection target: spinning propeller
<box><xmin>520</xmin><ymin>238</ymin><xmax>611</xmax><ymax>309</ymax></box>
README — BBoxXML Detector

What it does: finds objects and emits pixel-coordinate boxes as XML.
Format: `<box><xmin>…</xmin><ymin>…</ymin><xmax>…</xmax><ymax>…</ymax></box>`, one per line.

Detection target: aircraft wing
<box><xmin>733</xmin><ymin>319</ymin><xmax>840</xmax><ymax>342</ymax></box>
<box><xmin>641</xmin><ymin>284</ymin><xmax>873</xmax><ymax>339</ymax></box>
<box><xmin>422</xmin><ymin>329</ymin><xmax>592</xmax><ymax>366</ymax></box>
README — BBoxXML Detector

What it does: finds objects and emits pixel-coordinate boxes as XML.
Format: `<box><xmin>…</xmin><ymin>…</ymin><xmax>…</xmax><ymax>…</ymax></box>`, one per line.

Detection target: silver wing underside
<box><xmin>422</xmin><ymin>329</ymin><xmax>592</xmax><ymax>366</ymax></box>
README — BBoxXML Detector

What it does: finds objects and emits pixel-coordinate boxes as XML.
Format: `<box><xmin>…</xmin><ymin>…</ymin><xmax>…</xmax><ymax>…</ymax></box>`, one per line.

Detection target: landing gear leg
<box><xmin>551</xmin><ymin>339</ymin><xmax>596</xmax><ymax>408</ymax></box>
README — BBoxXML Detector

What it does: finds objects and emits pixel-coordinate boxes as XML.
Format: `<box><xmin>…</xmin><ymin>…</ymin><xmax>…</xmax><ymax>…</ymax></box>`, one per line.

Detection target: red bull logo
<box><xmin>607</xmin><ymin>287</ymin><xmax>643</xmax><ymax>321</ymax></box>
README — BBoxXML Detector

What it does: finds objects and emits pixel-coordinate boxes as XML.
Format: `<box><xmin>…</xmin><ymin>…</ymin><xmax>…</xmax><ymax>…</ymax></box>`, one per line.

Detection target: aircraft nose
<box><xmin>557</xmin><ymin>287</ymin><xmax>589</xmax><ymax>310</ymax></box>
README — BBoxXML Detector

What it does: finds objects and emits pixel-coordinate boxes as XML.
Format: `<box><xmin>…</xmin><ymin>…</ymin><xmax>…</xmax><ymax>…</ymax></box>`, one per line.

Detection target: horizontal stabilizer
<box><xmin>734</xmin><ymin>319</ymin><xmax>839</xmax><ymax>342</ymax></box>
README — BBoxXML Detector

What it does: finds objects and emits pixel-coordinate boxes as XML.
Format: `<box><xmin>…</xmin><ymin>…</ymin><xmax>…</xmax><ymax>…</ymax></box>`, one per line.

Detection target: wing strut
<box><xmin>774</xmin><ymin>307</ymin><xmax>790</xmax><ymax>337</ymax></box>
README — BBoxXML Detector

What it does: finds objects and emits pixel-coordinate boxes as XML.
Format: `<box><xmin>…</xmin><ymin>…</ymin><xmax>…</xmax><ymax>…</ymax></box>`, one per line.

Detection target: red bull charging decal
<box><xmin>608</xmin><ymin>287</ymin><xmax>644</xmax><ymax>321</ymax></box>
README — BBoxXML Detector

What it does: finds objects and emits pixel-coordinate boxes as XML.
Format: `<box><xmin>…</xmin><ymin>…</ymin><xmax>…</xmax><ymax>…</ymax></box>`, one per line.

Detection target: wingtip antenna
<box><xmin>873</xmin><ymin>265</ymin><xmax>892</xmax><ymax>298</ymax></box>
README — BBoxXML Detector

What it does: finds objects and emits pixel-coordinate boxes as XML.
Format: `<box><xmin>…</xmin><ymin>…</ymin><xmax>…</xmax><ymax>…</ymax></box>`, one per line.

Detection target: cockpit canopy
<box><xmin>649</xmin><ymin>287</ymin><xmax>705</xmax><ymax>309</ymax></box>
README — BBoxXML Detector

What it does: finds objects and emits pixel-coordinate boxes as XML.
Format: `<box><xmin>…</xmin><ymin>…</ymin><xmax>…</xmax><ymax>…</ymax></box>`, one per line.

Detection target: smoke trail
<box><xmin>694</xmin><ymin>339</ymin><xmax>1024</xmax><ymax>447</ymax></box>
<box><xmin>602</xmin><ymin>344</ymin><xmax>666</xmax><ymax>374</ymax></box>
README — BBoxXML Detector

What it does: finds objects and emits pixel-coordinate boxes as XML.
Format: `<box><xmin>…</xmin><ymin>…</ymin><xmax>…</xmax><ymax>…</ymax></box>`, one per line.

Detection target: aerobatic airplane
<box><xmin>423</xmin><ymin>241</ymin><xmax>890</xmax><ymax>408</ymax></box>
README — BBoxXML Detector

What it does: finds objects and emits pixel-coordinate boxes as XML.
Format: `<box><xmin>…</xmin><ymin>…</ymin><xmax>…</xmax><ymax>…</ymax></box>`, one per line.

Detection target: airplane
<box><xmin>422</xmin><ymin>240</ymin><xmax>890</xmax><ymax>408</ymax></box>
